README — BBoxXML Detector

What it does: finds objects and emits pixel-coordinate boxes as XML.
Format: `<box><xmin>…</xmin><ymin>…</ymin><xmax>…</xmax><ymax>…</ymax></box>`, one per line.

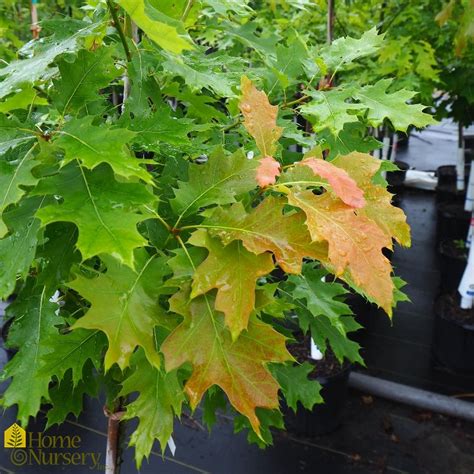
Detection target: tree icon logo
<box><xmin>4</xmin><ymin>423</ymin><xmax>26</xmax><ymax>448</ymax></box>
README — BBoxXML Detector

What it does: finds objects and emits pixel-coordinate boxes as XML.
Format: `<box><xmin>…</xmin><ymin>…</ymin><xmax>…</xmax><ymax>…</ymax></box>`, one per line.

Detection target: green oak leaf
<box><xmin>320</xmin><ymin>27</ymin><xmax>384</xmax><ymax>72</ymax></box>
<box><xmin>170</xmin><ymin>147</ymin><xmax>257</xmax><ymax>222</ymax></box>
<box><xmin>47</xmin><ymin>365</ymin><xmax>99</xmax><ymax>428</ymax></box>
<box><xmin>272</xmin><ymin>38</ymin><xmax>308</xmax><ymax>88</ymax></box>
<box><xmin>0</xmin><ymin>85</ymin><xmax>48</xmax><ymax>113</ymax></box>
<box><xmin>0</xmin><ymin>114</ymin><xmax>39</xmax><ymax>235</ymax></box>
<box><xmin>270</xmin><ymin>362</ymin><xmax>323</xmax><ymax>412</ymax></box>
<box><xmin>0</xmin><ymin>197</ymin><xmax>44</xmax><ymax>299</ymax></box>
<box><xmin>161</xmin><ymin>50</ymin><xmax>243</xmax><ymax>97</ymax></box>
<box><xmin>117</xmin><ymin>0</ymin><xmax>194</xmax><ymax>53</ymax></box>
<box><xmin>234</xmin><ymin>408</ymin><xmax>284</xmax><ymax>448</ymax></box>
<box><xmin>120</xmin><ymin>349</ymin><xmax>184</xmax><ymax>468</ymax></box>
<box><xmin>354</xmin><ymin>79</ymin><xmax>437</xmax><ymax>131</ymax></box>
<box><xmin>320</xmin><ymin>122</ymin><xmax>381</xmax><ymax>158</ymax></box>
<box><xmin>51</xmin><ymin>47</ymin><xmax>122</xmax><ymax>115</ymax></box>
<box><xmin>33</xmin><ymin>163</ymin><xmax>155</xmax><ymax>267</ymax></box>
<box><xmin>55</xmin><ymin>117</ymin><xmax>152</xmax><ymax>183</ymax></box>
<box><xmin>301</xmin><ymin>88</ymin><xmax>363</xmax><ymax>135</ymax></box>
<box><xmin>36</xmin><ymin>223</ymin><xmax>80</xmax><ymax>289</ymax></box>
<box><xmin>0</xmin><ymin>22</ymin><xmax>99</xmax><ymax>98</ymax></box>
<box><xmin>41</xmin><ymin>328</ymin><xmax>107</xmax><ymax>386</ymax></box>
<box><xmin>124</xmin><ymin>108</ymin><xmax>199</xmax><ymax>149</ymax></box>
<box><xmin>0</xmin><ymin>282</ymin><xmax>60</xmax><ymax>425</ymax></box>
<box><xmin>69</xmin><ymin>251</ymin><xmax>168</xmax><ymax>370</ymax></box>
<box><xmin>286</xmin><ymin>264</ymin><xmax>352</xmax><ymax>334</ymax></box>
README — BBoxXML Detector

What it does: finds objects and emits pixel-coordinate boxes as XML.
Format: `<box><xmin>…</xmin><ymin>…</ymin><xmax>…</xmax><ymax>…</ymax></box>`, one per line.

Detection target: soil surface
<box><xmin>439</xmin><ymin>239</ymin><xmax>468</xmax><ymax>260</ymax></box>
<box><xmin>437</xmin><ymin>292</ymin><xmax>474</xmax><ymax>326</ymax></box>
<box><xmin>288</xmin><ymin>335</ymin><xmax>349</xmax><ymax>379</ymax></box>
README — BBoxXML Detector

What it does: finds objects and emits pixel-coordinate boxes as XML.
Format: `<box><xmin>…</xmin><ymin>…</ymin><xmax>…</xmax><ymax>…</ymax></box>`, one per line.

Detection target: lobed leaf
<box><xmin>189</xmin><ymin>229</ymin><xmax>274</xmax><ymax>339</ymax></box>
<box><xmin>70</xmin><ymin>251</ymin><xmax>168</xmax><ymax>370</ymax></box>
<box><xmin>162</xmin><ymin>287</ymin><xmax>291</xmax><ymax>435</ymax></box>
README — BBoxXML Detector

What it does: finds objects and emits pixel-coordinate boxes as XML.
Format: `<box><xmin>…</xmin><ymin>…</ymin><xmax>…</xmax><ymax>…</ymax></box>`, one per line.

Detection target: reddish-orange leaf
<box><xmin>256</xmin><ymin>156</ymin><xmax>281</xmax><ymax>187</ymax></box>
<box><xmin>162</xmin><ymin>287</ymin><xmax>292</xmax><ymax>434</ymax></box>
<box><xmin>239</xmin><ymin>76</ymin><xmax>283</xmax><ymax>157</ymax></box>
<box><xmin>288</xmin><ymin>190</ymin><xmax>394</xmax><ymax>314</ymax></box>
<box><xmin>332</xmin><ymin>152</ymin><xmax>411</xmax><ymax>246</ymax></box>
<box><xmin>189</xmin><ymin>229</ymin><xmax>274</xmax><ymax>339</ymax></box>
<box><xmin>300</xmin><ymin>157</ymin><xmax>365</xmax><ymax>208</ymax></box>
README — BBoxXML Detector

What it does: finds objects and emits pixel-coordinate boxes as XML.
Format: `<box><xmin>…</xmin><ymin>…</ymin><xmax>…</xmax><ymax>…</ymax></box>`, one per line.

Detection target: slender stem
<box><xmin>181</xmin><ymin>0</ymin><xmax>194</xmax><ymax>22</ymax></box>
<box><xmin>282</xmin><ymin>95</ymin><xmax>310</xmax><ymax>108</ymax></box>
<box><xmin>106</xmin><ymin>0</ymin><xmax>132</xmax><ymax>62</ymax></box>
<box><xmin>176</xmin><ymin>234</ymin><xmax>197</xmax><ymax>271</ymax></box>
<box><xmin>221</xmin><ymin>119</ymin><xmax>242</xmax><ymax>132</ymax></box>
<box><xmin>143</xmin><ymin>205</ymin><xmax>172</xmax><ymax>232</ymax></box>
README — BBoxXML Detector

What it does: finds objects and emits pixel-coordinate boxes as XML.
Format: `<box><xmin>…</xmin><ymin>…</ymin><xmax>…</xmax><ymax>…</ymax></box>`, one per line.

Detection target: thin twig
<box><xmin>106</xmin><ymin>0</ymin><xmax>132</xmax><ymax>62</ymax></box>
<box><xmin>181</xmin><ymin>0</ymin><xmax>194</xmax><ymax>22</ymax></box>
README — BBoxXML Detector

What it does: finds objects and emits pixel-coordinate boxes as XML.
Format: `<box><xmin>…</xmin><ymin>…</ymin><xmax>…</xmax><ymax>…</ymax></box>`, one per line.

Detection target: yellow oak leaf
<box><xmin>189</xmin><ymin>229</ymin><xmax>274</xmax><ymax>339</ymax></box>
<box><xmin>239</xmin><ymin>76</ymin><xmax>283</xmax><ymax>157</ymax></box>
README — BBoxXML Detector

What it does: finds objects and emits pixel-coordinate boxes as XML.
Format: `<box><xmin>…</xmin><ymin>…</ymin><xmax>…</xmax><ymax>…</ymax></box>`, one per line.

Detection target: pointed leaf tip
<box><xmin>239</xmin><ymin>76</ymin><xmax>283</xmax><ymax>157</ymax></box>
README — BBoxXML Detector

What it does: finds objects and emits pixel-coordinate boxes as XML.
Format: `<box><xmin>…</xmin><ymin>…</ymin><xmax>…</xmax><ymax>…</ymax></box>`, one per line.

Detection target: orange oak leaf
<box><xmin>239</xmin><ymin>76</ymin><xmax>283</xmax><ymax>157</ymax></box>
<box><xmin>288</xmin><ymin>190</ymin><xmax>394</xmax><ymax>314</ymax></box>
<box><xmin>161</xmin><ymin>287</ymin><xmax>292</xmax><ymax>435</ymax></box>
<box><xmin>256</xmin><ymin>156</ymin><xmax>281</xmax><ymax>187</ymax></box>
<box><xmin>189</xmin><ymin>229</ymin><xmax>274</xmax><ymax>339</ymax></box>
<box><xmin>206</xmin><ymin>197</ymin><xmax>327</xmax><ymax>274</ymax></box>
<box><xmin>332</xmin><ymin>152</ymin><xmax>411</xmax><ymax>246</ymax></box>
<box><xmin>300</xmin><ymin>157</ymin><xmax>365</xmax><ymax>208</ymax></box>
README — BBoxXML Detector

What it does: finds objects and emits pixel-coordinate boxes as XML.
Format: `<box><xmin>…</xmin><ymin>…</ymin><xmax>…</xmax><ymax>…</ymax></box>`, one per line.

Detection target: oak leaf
<box><xmin>162</xmin><ymin>287</ymin><xmax>291</xmax><ymax>434</ymax></box>
<box><xmin>70</xmin><ymin>251</ymin><xmax>168</xmax><ymax>370</ymax></box>
<box><xmin>256</xmin><ymin>156</ymin><xmax>281</xmax><ymax>187</ymax></box>
<box><xmin>300</xmin><ymin>157</ymin><xmax>365</xmax><ymax>208</ymax></box>
<box><xmin>205</xmin><ymin>197</ymin><xmax>327</xmax><ymax>273</ymax></box>
<box><xmin>288</xmin><ymin>191</ymin><xmax>394</xmax><ymax>313</ymax></box>
<box><xmin>239</xmin><ymin>76</ymin><xmax>283</xmax><ymax>157</ymax></box>
<box><xmin>189</xmin><ymin>229</ymin><xmax>274</xmax><ymax>339</ymax></box>
<box><xmin>332</xmin><ymin>152</ymin><xmax>411</xmax><ymax>246</ymax></box>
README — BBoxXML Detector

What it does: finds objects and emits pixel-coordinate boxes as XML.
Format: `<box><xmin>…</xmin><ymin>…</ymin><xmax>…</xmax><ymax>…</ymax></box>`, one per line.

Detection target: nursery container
<box><xmin>387</xmin><ymin>160</ymin><xmax>409</xmax><ymax>192</ymax></box>
<box><xmin>345</xmin><ymin>292</ymin><xmax>374</xmax><ymax>330</ymax></box>
<box><xmin>433</xmin><ymin>292</ymin><xmax>474</xmax><ymax>373</ymax></box>
<box><xmin>283</xmin><ymin>339</ymin><xmax>351</xmax><ymax>436</ymax></box>
<box><xmin>436</xmin><ymin>202</ymin><xmax>471</xmax><ymax>244</ymax></box>
<box><xmin>438</xmin><ymin>240</ymin><xmax>468</xmax><ymax>292</ymax></box>
<box><xmin>436</xmin><ymin>164</ymin><xmax>470</xmax><ymax>204</ymax></box>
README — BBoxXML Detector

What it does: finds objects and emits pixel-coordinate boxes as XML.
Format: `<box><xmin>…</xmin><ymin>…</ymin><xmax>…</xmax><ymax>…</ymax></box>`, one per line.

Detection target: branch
<box><xmin>106</xmin><ymin>0</ymin><xmax>132</xmax><ymax>62</ymax></box>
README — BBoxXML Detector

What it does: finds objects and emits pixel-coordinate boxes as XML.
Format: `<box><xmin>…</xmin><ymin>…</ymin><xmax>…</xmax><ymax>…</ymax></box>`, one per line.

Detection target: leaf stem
<box><xmin>175</xmin><ymin>234</ymin><xmax>197</xmax><ymax>271</ymax></box>
<box><xmin>143</xmin><ymin>205</ymin><xmax>172</xmax><ymax>232</ymax></box>
<box><xmin>106</xmin><ymin>0</ymin><xmax>132</xmax><ymax>62</ymax></box>
<box><xmin>282</xmin><ymin>95</ymin><xmax>310</xmax><ymax>108</ymax></box>
<box><xmin>181</xmin><ymin>0</ymin><xmax>194</xmax><ymax>22</ymax></box>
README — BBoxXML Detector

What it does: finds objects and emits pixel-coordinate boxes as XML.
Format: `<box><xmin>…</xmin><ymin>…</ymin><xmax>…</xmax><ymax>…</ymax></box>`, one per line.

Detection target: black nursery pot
<box><xmin>283</xmin><ymin>342</ymin><xmax>350</xmax><ymax>437</ymax></box>
<box><xmin>345</xmin><ymin>292</ymin><xmax>374</xmax><ymax>330</ymax></box>
<box><xmin>436</xmin><ymin>202</ymin><xmax>471</xmax><ymax>244</ymax></box>
<box><xmin>438</xmin><ymin>240</ymin><xmax>468</xmax><ymax>292</ymax></box>
<box><xmin>387</xmin><ymin>160</ymin><xmax>409</xmax><ymax>192</ymax></box>
<box><xmin>433</xmin><ymin>293</ymin><xmax>474</xmax><ymax>373</ymax></box>
<box><xmin>436</xmin><ymin>164</ymin><xmax>470</xmax><ymax>204</ymax></box>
